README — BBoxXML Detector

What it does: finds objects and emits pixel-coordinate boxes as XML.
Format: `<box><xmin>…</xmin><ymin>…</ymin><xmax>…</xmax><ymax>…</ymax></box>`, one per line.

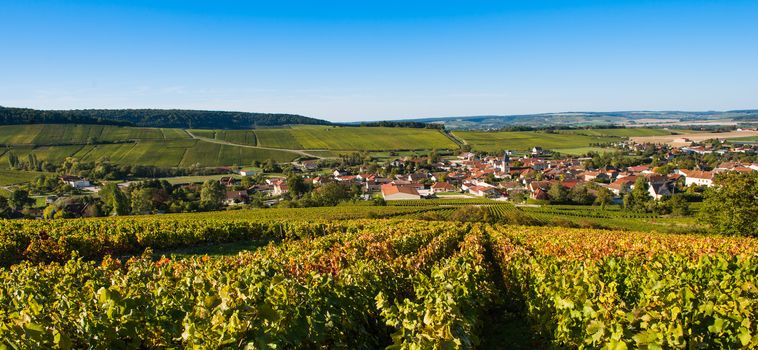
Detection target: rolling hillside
<box><xmin>0</xmin><ymin>124</ymin><xmax>460</xmax><ymax>168</ymax></box>
<box><xmin>453</xmin><ymin>128</ymin><xmax>674</xmax><ymax>153</ymax></box>
<box><xmin>0</xmin><ymin>106</ymin><xmax>330</xmax><ymax>129</ymax></box>
<box><xmin>253</xmin><ymin>125</ymin><xmax>457</xmax><ymax>151</ymax></box>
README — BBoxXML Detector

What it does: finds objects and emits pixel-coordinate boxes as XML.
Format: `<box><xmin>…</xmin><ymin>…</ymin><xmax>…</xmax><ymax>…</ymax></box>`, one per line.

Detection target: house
<box><xmin>381</xmin><ymin>183</ymin><xmax>421</xmax><ymax>200</ymax></box>
<box><xmin>60</xmin><ymin>175</ymin><xmax>91</xmax><ymax>189</ymax></box>
<box><xmin>223</xmin><ymin>190</ymin><xmax>249</xmax><ymax>205</ymax></box>
<box><xmin>531</xmin><ymin>147</ymin><xmax>544</xmax><ymax>155</ymax></box>
<box><xmin>647</xmin><ymin>182</ymin><xmax>672</xmax><ymax>200</ymax></box>
<box><xmin>678</xmin><ymin>169</ymin><xmax>715</xmax><ymax>187</ymax></box>
<box><xmin>582</xmin><ymin>171</ymin><xmax>608</xmax><ymax>182</ymax></box>
<box><xmin>531</xmin><ymin>188</ymin><xmax>549</xmax><ymax>200</ymax></box>
<box><xmin>430</xmin><ymin>182</ymin><xmax>454</xmax><ymax>193</ymax></box>
<box><xmin>272</xmin><ymin>182</ymin><xmax>289</xmax><ymax>196</ymax></box>
<box><xmin>364</xmin><ymin>181</ymin><xmax>383</xmax><ymax>193</ymax></box>
<box><xmin>406</xmin><ymin>173</ymin><xmax>428</xmax><ymax>182</ymax></box>
<box><xmin>238</xmin><ymin>169</ymin><xmax>256</xmax><ymax>176</ymax></box>
<box><xmin>299</xmin><ymin>161</ymin><xmax>319</xmax><ymax>172</ymax></box>
<box><xmin>336</xmin><ymin>175</ymin><xmax>358</xmax><ymax>182</ymax></box>
<box><xmin>608</xmin><ymin>176</ymin><xmax>637</xmax><ymax>195</ymax></box>
<box><xmin>218</xmin><ymin>176</ymin><xmax>236</xmax><ymax>186</ymax></box>
<box><xmin>627</xmin><ymin>165</ymin><xmax>650</xmax><ymax>173</ymax></box>
<box><xmin>468</xmin><ymin>185</ymin><xmax>498</xmax><ymax>198</ymax></box>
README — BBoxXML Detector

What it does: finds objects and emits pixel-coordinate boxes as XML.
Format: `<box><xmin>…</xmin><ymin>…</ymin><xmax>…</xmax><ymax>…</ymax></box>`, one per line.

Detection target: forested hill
<box><xmin>0</xmin><ymin>106</ymin><xmax>331</xmax><ymax>129</ymax></box>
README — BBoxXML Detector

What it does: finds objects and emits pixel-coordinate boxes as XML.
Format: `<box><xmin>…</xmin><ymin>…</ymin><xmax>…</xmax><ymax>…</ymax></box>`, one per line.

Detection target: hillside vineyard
<box><xmin>0</xmin><ymin>218</ymin><xmax>754</xmax><ymax>348</ymax></box>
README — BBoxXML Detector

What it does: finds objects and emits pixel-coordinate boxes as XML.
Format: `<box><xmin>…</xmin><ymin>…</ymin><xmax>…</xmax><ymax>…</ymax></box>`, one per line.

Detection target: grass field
<box><xmin>557</xmin><ymin>128</ymin><xmax>672</xmax><ymax>137</ymax></box>
<box><xmin>189</xmin><ymin>129</ymin><xmax>258</xmax><ymax>146</ymax></box>
<box><xmin>0</xmin><ymin>124</ymin><xmax>190</xmax><ymax>145</ymax></box>
<box><xmin>0</xmin><ymin>139</ymin><xmax>299</xmax><ymax>168</ymax></box>
<box><xmin>455</xmin><ymin>128</ymin><xmax>676</xmax><ymax>153</ymax></box>
<box><xmin>552</xmin><ymin>146</ymin><xmax>611</xmax><ymax>155</ymax></box>
<box><xmin>159</xmin><ymin>174</ymin><xmax>244</xmax><ymax>185</ymax></box>
<box><xmin>630</xmin><ymin>130</ymin><xmax>758</xmax><ymax>145</ymax></box>
<box><xmin>0</xmin><ymin>169</ymin><xmax>48</xmax><ymax>185</ymax></box>
<box><xmin>454</xmin><ymin>130</ymin><xmax>615</xmax><ymax>152</ymax></box>
<box><xmin>727</xmin><ymin>135</ymin><xmax>758</xmax><ymax>142</ymax></box>
<box><xmin>255</xmin><ymin>126</ymin><xmax>457</xmax><ymax>151</ymax></box>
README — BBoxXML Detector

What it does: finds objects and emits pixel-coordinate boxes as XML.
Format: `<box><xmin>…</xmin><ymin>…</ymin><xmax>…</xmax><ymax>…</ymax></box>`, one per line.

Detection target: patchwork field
<box><xmin>455</xmin><ymin>128</ymin><xmax>675</xmax><ymax>153</ymax></box>
<box><xmin>630</xmin><ymin>130</ymin><xmax>758</xmax><ymax>146</ymax></box>
<box><xmin>189</xmin><ymin>129</ymin><xmax>258</xmax><ymax>146</ymax></box>
<box><xmin>454</xmin><ymin>130</ymin><xmax>614</xmax><ymax>152</ymax></box>
<box><xmin>0</xmin><ymin>140</ymin><xmax>299</xmax><ymax>168</ymax></box>
<box><xmin>0</xmin><ymin>124</ymin><xmax>190</xmax><ymax>145</ymax></box>
<box><xmin>255</xmin><ymin>126</ymin><xmax>457</xmax><ymax>151</ymax></box>
<box><xmin>557</xmin><ymin>128</ymin><xmax>672</xmax><ymax>137</ymax></box>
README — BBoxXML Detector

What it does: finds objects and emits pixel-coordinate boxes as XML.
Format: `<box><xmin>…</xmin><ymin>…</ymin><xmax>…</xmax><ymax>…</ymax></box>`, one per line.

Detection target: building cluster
<box><xmin>302</xmin><ymin>145</ymin><xmax>758</xmax><ymax>202</ymax></box>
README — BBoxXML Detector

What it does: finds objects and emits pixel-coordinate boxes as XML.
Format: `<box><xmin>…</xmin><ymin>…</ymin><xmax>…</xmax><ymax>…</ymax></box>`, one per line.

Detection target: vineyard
<box><xmin>0</xmin><ymin>217</ymin><xmax>755</xmax><ymax>349</ymax></box>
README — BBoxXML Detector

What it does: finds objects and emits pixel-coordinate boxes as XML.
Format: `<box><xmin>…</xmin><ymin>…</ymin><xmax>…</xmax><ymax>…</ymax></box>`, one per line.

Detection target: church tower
<box><xmin>501</xmin><ymin>151</ymin><xmax>511</xmax><ymax>174</ymax></box>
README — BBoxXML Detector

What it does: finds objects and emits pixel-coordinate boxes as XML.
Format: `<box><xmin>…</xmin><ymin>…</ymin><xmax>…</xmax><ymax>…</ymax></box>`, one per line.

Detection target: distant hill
<box><xmin>0</xmin><ymin>106</ymin><xmax>331</xmax><ymax>129</ymax></box>
<box><xmin>396</xmin><ymin>110</ymin><xmax>758</xmax><ymax>130</ymax></box>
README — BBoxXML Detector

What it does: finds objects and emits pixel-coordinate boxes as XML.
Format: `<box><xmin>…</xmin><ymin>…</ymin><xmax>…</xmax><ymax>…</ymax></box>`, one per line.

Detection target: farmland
<box><xmin>454</xmin><ymin>130</ymin><xmax>615</xmax><ymax>152</ymax></box>
<box><xmin>189</xmin><ymin>129</ymin><xmax>258</xmax><ymax>146</ymax></box>
<box><xmin>454</xmin><ymin>128</ymin><xmax>674</xmax><ymax>153</ymax></box>
<box><xmin>0</xmin><ymin>124</ymin><xmax>459</xmax><ymax>171</ymax></box>
<box><xmin>0</xmin><ymin>214</ymin><xmax>753</xmax><ymax>348</ymax></box>
<box><xmin>0</xmin><ymin>124</ymin><xmax>189</xmax><ymax>145</ymax></box>
<box><xmin>556</xmin><ymin>127</ymin><xmax>673</xmax><ymax>137</ymax></box>
<box><xmin>630</xmin><ymin>129</ymin><xmax>758</xmax><ymax>146</ymax></box>
<box><xmin>0</xmin><ymin>140</ymin><xmax>299</xmax><ymax>169</ymax></box>
<box><xmin>254</xmin><ymin>125</ymin><xmax>458</xmax><ymax>151</ymax></box>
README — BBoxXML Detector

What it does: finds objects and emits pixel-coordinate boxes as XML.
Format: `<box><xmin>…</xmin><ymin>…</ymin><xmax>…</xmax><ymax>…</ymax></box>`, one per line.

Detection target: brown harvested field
<box><xmin>631</xmin><ymin>130</ymin><xmax>758</xmax><ymax>146</ymax></box>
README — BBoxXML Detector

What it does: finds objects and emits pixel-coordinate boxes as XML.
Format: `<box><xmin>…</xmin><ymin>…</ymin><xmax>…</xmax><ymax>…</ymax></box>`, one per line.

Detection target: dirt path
<box><xmin>184</xmin><ymin>130</ymin><xmax>327</xmax><ymax>159</ymax></box>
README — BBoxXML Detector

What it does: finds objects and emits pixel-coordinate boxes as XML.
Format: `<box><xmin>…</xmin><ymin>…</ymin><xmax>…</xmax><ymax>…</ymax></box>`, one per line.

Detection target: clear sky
<box><xmin>1</xmin><ymin>0</ymin><xmax>757</xmax><ymax>122</ymax></box>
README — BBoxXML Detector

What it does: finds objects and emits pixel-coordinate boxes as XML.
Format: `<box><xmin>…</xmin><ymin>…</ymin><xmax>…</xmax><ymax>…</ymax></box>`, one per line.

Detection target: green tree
<box><xmin>9</xmin><ymin>189</ymin><xmax>32</xmax><ymax>209</ymax></box>
<box><xmin>667</xmin><ymin>194</ymin><xmax>691</xmax><ymax>216</ymax></box>
<box><xmin>624</xmin><ymin>177</ymin><xmax>652</xmax><ymax>212</ymax></box>
<box><xmin>100</xmin><ymin>183</ymin><xmax>130</xmax><ymax>215</ymax></box>
<box><xmin>312</xmin><ymin>182</ymin><xmax>349</xmax><ymax>206</ymax></box>
<box><xmin>131</xmin><ymin>188</ymin><xmax>155</xmax><ymax>214</ymax></box>
<box><xmin>7</xmin><ymin>151</ymin><xmax>18</xmax><ymax>169</ymax></box>
<box><xmin>699</xmin><ymin>172</ymin><xmax>757</xmax><ymax>236</ymax></box>
<box><xmin>548</xmin><ymin>182</ymin><xmax>569</xmax><ymax>204</ymax></box>
<box><xmin>200</xmin><ymin>180</ymin><xmax>225</xmax><ymax>210</ymax></box>
<box><xmin>0</xmin><ymin>196</ymin><xmax>9</xmax><ymax>217</ymax></box>
<box><xmin>569</xmin><ymin>185</ymin><xmax>595</xmax><ymax>205</ymax></box>
<box><xmin>287</xmin><ymin>174</ymin><xmax>307</xmax><ymax>197</ymax></box>
<box><xmin>240</xmin><ymin>176</ymin><xmax>253</xmax><ymax>188</ymax></box>
<box><xmin>594</xmin><ymin>187</ymin><xmax>614</xmax><ymax>210</ymax></box>
<box><xmin>43</xmin><ymin>204</ymin><xmax>57</xmax><ymax>219</ymax></box>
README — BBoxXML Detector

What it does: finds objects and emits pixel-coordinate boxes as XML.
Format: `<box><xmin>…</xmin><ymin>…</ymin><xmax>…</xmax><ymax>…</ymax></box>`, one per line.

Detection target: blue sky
<box><xmin>1</xmin><ymin>0</ymin><xmax>757</xmax><ymax>121</ymax></box>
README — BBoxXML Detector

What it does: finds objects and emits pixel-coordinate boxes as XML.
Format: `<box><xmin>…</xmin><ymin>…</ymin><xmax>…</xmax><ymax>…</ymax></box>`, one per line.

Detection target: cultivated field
<box><xmin>455</xmin><ymin>128</ymin><xmax>678</xmax><ymax>153</ymax></box>
<box><xmin>0</xmin><ymin>140</ymin><xmax>299</xmax><ymax>168</ymax></box>
<box><xmin>631</xmin><ymin>130</ymin><xmax>758</xmax><ymax>146</ymax></box>
<box><xmin>454</xmin><ymin>130</ymin><xmax>612</xmax><ymax>152</ymax></box>
<box><xmin>0</xmin><ymin>124</ymin><xmax>189</xmax><ymax>145</ymax></box>
<box><xmin>190</xmin><ymin>129</ymin><xmax>258</xmax><ymax>146</ymax></box>
<box><xmin>557</xmin><ymin>128</ymin><xmax>672</xmax><ymax>137</ymax></box>
<box><xmin>0</xmin><ymin>213</ymin><xmax>753</xmax><ymax>348</ymax></box>
<box><xmin>255</xmin><ymin>125</ymin><xmax>458</xmax><ymax>151</ymax></box>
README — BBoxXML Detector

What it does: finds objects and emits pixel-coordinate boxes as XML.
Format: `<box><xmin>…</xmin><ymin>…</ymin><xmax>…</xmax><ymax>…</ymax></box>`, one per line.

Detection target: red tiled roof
<box><xmin>381</xmin><ymin>184</ymin><xmax>419</xmax><ymax>196</ymax></box>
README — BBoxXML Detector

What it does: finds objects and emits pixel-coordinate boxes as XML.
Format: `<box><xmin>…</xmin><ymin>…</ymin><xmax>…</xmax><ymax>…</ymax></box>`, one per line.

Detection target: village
<box><xmin>2</xmin><ymin>135</ymin><xmax>755</xmax><ymax>219</ymax></box>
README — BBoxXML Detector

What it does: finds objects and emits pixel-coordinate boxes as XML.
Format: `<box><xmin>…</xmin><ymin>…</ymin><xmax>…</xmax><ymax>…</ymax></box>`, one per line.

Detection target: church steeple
<box><xmin>501</xmin><ymin>151</ymin><xmax>511</xmax><ymax>173</ymax></box>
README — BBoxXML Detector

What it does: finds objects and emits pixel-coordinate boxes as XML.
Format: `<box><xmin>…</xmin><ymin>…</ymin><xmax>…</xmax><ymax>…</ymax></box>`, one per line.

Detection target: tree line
<box><xmin>0</xmin><ymin>106</ymin><xmax>330</xmax><ymax>129</ymax></box>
